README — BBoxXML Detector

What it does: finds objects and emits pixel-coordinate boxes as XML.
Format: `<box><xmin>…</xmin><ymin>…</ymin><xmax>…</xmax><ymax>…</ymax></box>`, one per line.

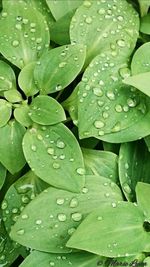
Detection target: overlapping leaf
<box><xmin>10</xmin><ymin>175</ymin><xmax>122</xmax><ymax>253</ymax></box>
<box><xmin>0</xmin><ymin>60</ymin><xmax>16</xmax><ymax>92</ymax></box>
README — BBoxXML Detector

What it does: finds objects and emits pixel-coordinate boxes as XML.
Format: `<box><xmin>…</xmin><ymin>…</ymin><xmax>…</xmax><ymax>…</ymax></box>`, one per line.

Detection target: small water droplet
<box><xmin>55</xmin><ymin>84</ymin><xmax>62</xmax><ymax>91</ymax></box>
<box><xmin>98</xmin><ymin>130</ymin><xmax>105</xmax><ymax>136</ymax></box>
<box><xmin>15</xmin><ymin>23</ymin><xmax>22</xmax><ymax>30</ymax></box>
<box><xmin>98</xmin><ymin>8</ymin><xmax>105</xmax><ymax>15</ymax></box>
<box><xmin>82</xmin><ymin>187</ymin><xmax>88</xmax><ymax>194</ymax></box>
<box><xmin>2</xmin><ymin>12</ymin><xmax>8</xmax><ymax>18</ymax></box>
<box><xmin>56</xmin><ymin>198</ymin><xmax>65</xmax><ymax>205</ymax></box>
<box><xmin>117</xmin><ymin>39</ymin><xmax>125</xmax><ymax>47</ymax></box>
<box><xmin>47</xmin><ymin>147</ymin><xmax>54</xmax><ymax>155</ymax></box>
<box><xmin>115</xmin><ymin>104</ymin><xmax>123</xmax><ymax>112</ymax></box>
<box><xmin>112</xmin><ymin>202</ymin><xmax>117</xmax><ymax>208</ymax></box>
<box><xmin>53</xmin><ymin>162</ymin><xmax>60</xmax><ymax>169</ymax></box>
<box><xmin>31</xmin><ymin>145</ymin><xmax>37</xmax><ymax>152</ymax></box>
<box><xmin>17</xmin><ymin>229</ymin><xmax>25</xmax><ymax>235</ymax></box>
<box><xmin>97</xmin><ymin>216</ymin><xmax>103</xmax><ymax>221</ymax></box>
<box><xmin>59</xmin><ymin>62</ymin><xmax>67</xmax><ymax>68</ymax></box>
<box><xmin>93</xmin><ymin>87</ymin><xmax>103</xmax><ymax>96</ymax></box>
<box><xmin>21</xmin><ymin>214</ymin><xmax>29</xmax><ymax>220</ymax></box>
<box><xmin>68</xmin><ymin>227</ymin><xmax>76</xmax><ymax>235</ymax></box>
<box><xmin>56</xmin><ymin>140</ymin><xmax>65</xmax><ymax>149</ymax></box>
<box><xmin>58</xmin><ymin>213</ymin><xmax>67</xmax><ymax>222</ymax></box>
<box><xmin>12</xmin><ymin>40</ymin><xmax>19</xmax><ymax>47</ymax></box>
<box><xmin>36</xmin><ymin>219</ymin><xmax>42</xmax><ymax>225</ymax></box>
<box><xmin>12</xmin><ymin>208</ymin><xmax>18</xmax><ymax>214</ymax></box>
<box><xmin>76</xmin><ymin>168</ymin><xmax>85</xmax><ymax>175</ymax></box>
<box><xmin>111</xmin><ymin>122</ymin><xmax>121</xmax><ymax>132</ymax></box>
<box><xmin>94</xmin><ymin>120</ymin><xmax>105</xmax><ymax>129</ymax></box>
<box><xmin>83</xmin><ymin>0</ymin><xmax>92</xmax><ymax>7</ymax></box>
<box><xmin>117</xmin><ymin>15</ymin><xmax>124</xmax><ymax>21</ymax></box>
<box><xmin>37</xmin><ymin>134</ymin><xmax>43</xmax><ymax>140</ymax></box>
<box><xmin>49</xmin><ymin>262</ymin><xmax>55</xmax><ymax>266</ymax></box>
<box><xmin>85</xmin><ymin>16</ymin><xmax>93</xmax><ymax>24</ymax></box>
<box><xmin>106</xmin><ymin>91</ymin><xmax>115</xmax><ymax>100</ymax></box>
<box><xmin>127</xmin><ymin>98</ymin><xmax>137</xmax><ymax>107</ymax></box>
<box><xmin>70</xmin><ymin>198</ymin><xmax>78</xmax><ymax>208</ymax></box>
<box><xmin>123</xmin><ymin>183</ymin><xmax>132</xmax><ymax>194</ymax></box>
<box><xmin>1</xmin><ymin>201</ymin><xmax>8</xmax><ymax>210</ymax></box>
<box><xmin>71</xmin><ymin>212</ymin><xmax>82</xmax><ymax>222</ymax></box>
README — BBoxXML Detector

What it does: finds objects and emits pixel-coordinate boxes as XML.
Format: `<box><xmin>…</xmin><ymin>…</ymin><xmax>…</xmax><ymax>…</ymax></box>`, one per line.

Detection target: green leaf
<box><xmin>144</xmin><ymin>257</ymin><xmax>150</xmax><ymax>266</ymax></box>
<box><xmin>4</xmin><ymin>90</ymin><xmax>22</xmax><ymax>103</ymax></box>
<box><xmin>10</xmin><ymin>175</ymin><xmax>122</xmax><ymax>252</ymax></box>
<box><xmin>140</xmin><ymin>13</ymin><xmax>150</xmax><ymax>34</ymax></box>
<box><xmin>70</xmin><ymin>0</ymin><xmax>139</xmax><ymax>67</ymax></box>
<box><xmin>77</xmin><ymin>52</ymin><xmax>150</xmax><ymax>143</ymax></box>
<box><xmin>46</xmin><ymin>0</ymin><xmax>83</xmax><ymax>20</ymax></box>
<box><xmin>34</xmin><ymin>44</ymin><xmax>86</xmax><ymax>94</ymax></box>
<box><xmin>119</xmin><ymin>141</ymin><xmax>150</xmax><ymax>202</ymax></box>
<box><xmin>123</xmin><ymin>72</ymin><xmax>150</xmax><ymax>97</ymax></box>
<box><xmin>18</xmin><ymin>62</ymin><xmax>39</xmax><ymax>97</ymax></box>
<box><xmin>138</xmin><ymin>0</ymin><xmax>150</xmax><ymax>17</ymax></box>
<box><xmin>136</xmin><ymin>182</ymin><xmax>150</xmax><ymax>221</ymax></box>
<box><xmin>20</xmin><ymin>250</ymin><xmax>103</xmax><ymax>267</ymax></box>
<box><xmin>14</xmin><ymin>104</ymin><xmax>32</xmax><ymax>128</ymax></box>
<box><xmin>51</xmin><ymin>10</ymin><xmax>73</xmax><ymax>45</ymax></box>
<box><xmin>67</xmin><ymin>201</ymin><xmax>150</xmax><ymax>257</ymax></box>
<box><xmin>131</xmin><ymin>42</ymin><xmax>150</xmax><ymax>75</ymax></box>
<box><xmin>28</xmin><ymin>95</ymin><xmax>66</xmax><ymax>125</ymax></box>
<box><xmin>0</xmin><ymin>163</ymin><xmax>6</xmax><ymax>190</ymax></box>
<box><xmin>1</xmin><ymin>170</ymin><xmax>48</xmax><ymax>234</ymax></box>
<box><xmin>0</xmin><ymin>99</ymin><xmax>12</xmax><ymax>127</ymax></box>
<box><xmin>82</xmin><ymin>148</ymin><xmax>118</xmax><ymax>183</ymax></box>
<box><xmin>0</xmin><ymin>211</ymin><xmax>19</xmax><ymax>266</ymax></box>
<box><xmin>0</xmin><ymin>60</ymin><xmax>16</xmax><ymax>92</ymax></box>
<box><xmin>0</xmin><ymin>120</ymin><xmax>26</xmax><ymax>174</ymax></box>
<box><xmin>22</xmin><ymin>123</ymin><xmax>85</xmax><ymax>192</ymax></box>
<box><xmin>0</xmin><ymin>1</ymin><xmax>50</xmax><ymax>69</ymax></box>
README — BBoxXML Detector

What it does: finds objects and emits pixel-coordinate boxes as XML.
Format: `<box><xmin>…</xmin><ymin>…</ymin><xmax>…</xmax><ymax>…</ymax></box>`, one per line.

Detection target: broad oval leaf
<box><xmin>136</xmin><ymin>182</ymin><xmax>150</xmax><ymax>221</ymax></box>
<box><xmin>67</xmin><ymin>201</ymin><xmax>150</xmax><ymax>257</ymax></box>
<box><xmin>29</xmin><ymin>95</ymin><xmax>66</xmax><ymax>125</ymax></box>
<box><xmin>4</xmin><ymin>90</ymin><xmax>22</xmax><ymax>103</ymax></box>
<box><xmin>0</xmin><ymin>163</ymin><xmax>6</xmax><ymax>190</ymax></box>
<box><xmin>0</xmin><ymin>1</ymin><xmax>50</xmax><ymax>69</ymax></box>
<box><xmin>0</xmin><ymin>60</ymin><xmax>16</xmax><ymax>92</ymax></box>
<box><xmin>1</xmin><ymin>170</ymin><xmax>48</xmax><ymax>234</ymax></box>
<box><xmin>77</xmin><ymin>52</ymin><xmax>150</xmax><ymax>143</ymax></box>
<box><xmin>70</xmin><ymin>0</ymin><xmax>139</xmax><ymax>67</ymax></box>
<box><xmin>18</xmin><ymin>62</ymin><xmax>39</xmax><ymax>97</ymax></box>
<box><xmin>0</xmin><ymin>120</ymin><xmax>26</xmax><ymax>174</ymax></box>
<box><xmin>34</xmin><ymin>44</ymin><xmax>86</xmax><ymax>94</ymax></box>
<box><xmin>20</xmin><ymin>250</ymin><xmax>103</xmax><ymax>267</ymax></box>
<box><xmin>10</xmin><ymin>175</ymin><xmax>122</xmax><ymax>252</ymax></box>
<box><xmin>123</xmin><ymin>72</ymin><xmax>150</xmax><ymax>97</ymax></box>
<box><xmin>119</xmin><ymin>140</ymin><xmax>150</xmax><ymax>202</ymax></box>
<box><xmin>82</xmin><ymin>148</ymin><xmax>118</xmax><ymax>183</ymax></box>
<box><xmin>0</xmin><ymin>99</ymin><xmax>12</xmax><ymax>127</ymax></box>
<box><xmin>22</xmin><ymin>123</ymin><xmax>85</xmax><ymax>192</ymax></box>
<box><xmin>46</xmin><ymin>0</ymin><xmax>83</xmax><ymax>20</ymax></box>
<box><xmin>131</xmin><ymin>42</ymin><xmax>150</xmax><ymax>75</ymax></box>
<box><xmin>140</xmin><ymin>13</ymin><xmax>150</xmax><ymax>34</ymax></box>
<box><xmin>14</xmin><ymin>104</ymin><xmax>32</xmax><ymax>128</ymax></box>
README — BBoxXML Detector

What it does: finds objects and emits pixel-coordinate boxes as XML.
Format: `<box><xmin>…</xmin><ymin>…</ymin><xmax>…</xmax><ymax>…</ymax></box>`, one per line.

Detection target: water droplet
<box><xmin>37</xmin><ymin>134</ymin><xmax>43</xmax><ymax>140</ymax></box>
<box><xmin>115</xmin><ymin>104</ymin><xmax>122</xmax><ymax>112</ymax></box>
<box><xmin>76</xmin><ymin>168</ymin><xmax>85</xmax><ymax>175</ymax></box>
<box><xmin>12</xmin><ymin>40</ymin><xmax>19</xmax><ymax>47</ymax></box>
<box><xmin>97</xmin><ymin>216</ymin><xmax>103</xmax><ymax>221</ymax></box>
<box><xmin>70</xmin><ymin>198</ymin><xmax>78</xmax><ymax>208</ymax></box>
<box><xmin>36</xmin><ymin>219</ymin><xmax>42</xmax><ymax>225</ymax></box>
<box><xmin>21</xmin><ymin>214</ymin><xmax>28</xmax><ymax>219</ymax></box>
<box><xmin>117</xmin><ymin>39</ymin><xmax>125</xmax><ymax>47</ymax></box>
<box><xmin>82</xmin><ymin>187</ymin><xmax>88</xmax><ymax>194</ymax></box>
<box><xmin>23</xmin><ymin>18</ymin><xmax>29</xmax><ymax>24</ymax></box>
<box><xmin>53</xmin><ymin>162</ymin><xmax>60</xmax><ymax>169</ymax></box>
<box><xmin>98</xmin><ymin>130</ymin><xmax>105</xmax><ymax>136</ymax></box>
<box><xmin>56</xmin><ymin>198</ymin><xmax>65</xmax><ymax>205</ymax></box>
<box><xmin>94</xmin><ymin>120</ymin><xmax>105</xmax><ymax>129</ymax></box>
<box><xmin>106</xmin><ymin>91</ymin><xmax>115</xmax><ymax>100</ymax></box>
<box><xmin>98</xmin><ymin>100</ymin><xmax>104</xmax><ymax>107</ymax></box>
<box><xmin>15</xmin><ymin>23</ymin><xmax>22</xmax><ymax>30</ymax></box>
<box><xmin>21</xmin><ymin>195</ymin><xmax>29</xmax><ymax>204</ymax></box>
<box><xmin>98</xmin><ymin>8</ymin><xmax>105</xmax><ymax>15</ymax></box>
<box><xmin>93</xmin><ymin>88</ymin><xmax>103</xmax><ymax>96</ymax></box>
<box><xmin>59</xmin><ymin>62</ymin><xmax>67</xmax><ymax>68</ymax></box>
<box><xmin>125</xmin><ymin>163</ymin><xmax>129</xmax><ymax>169</ymax></box>
<box><xmin>85</xmin><ymin>16</ymin><xmax>93</xmax><ymax>24</ymax></box>
<box><xmin>2</xmin><ymin>12</ymin><xmax>8</xmax><ymax>18</ymax></box>
<box><xmin>111</xmin><ymin>122</ymin><xmax>121</xmax><ymax>132</ymax></box>
<box><xmin>127</xmin><ymin>98</ymin><xmax>137</xmax><ymax>107</ymax></box>
<box><xmin>55</xmin><ymin>84</ymin><xmax>62</xmax><ymax>91</ymax></box>
<box><xmin>17</xmin><ymin>229</ymin><xmax>25</xmax><ymax>235</ymax></box>
<box><xmin>12</xmin><ymin>208</ymin><xmax>18</xmax><ymax>214</ymax></box>
<box><xmin>1</xmin><ymin>201</ymin><xmax>7</xmax><ymax>210</ymax></box>
<box><xmin>102</xmin><ymin>111</ymin><xmax>109</xmax><ymax>119</ymax></box>
<box><xmin>47</xmin><ymin>147</ymin><xmax>54</xmax><ymax>155</ymax></box>
<box><xmin>71</xmin><ymin>212</ymin><xmax>82</xmax><ymax>222</ymax></box>
<box><xmin>58</xmin><ymin>213</ymin><xmax>67</xmax><ymax>222</ymax></box>
<box><xmin>117</xmin><ymin>15</ymin><xmax>124</xmax><ymax>21</ymax></box>
<box><xmin>56</xmin><ymin>140</ymin><xmax>65</xmax><ymax>149</ymax></box>
<box><xmin>49</xmin><ymin>262</ymin><xmax>55</xmax><ymax>266</ymax></box>
<box><xmin>112</xmin><ymin>202</ymin><xmax>117</xmax><ymax>208</ymax></box>
<box><xmin>123</xmin><ymin>183</ymin><xmax>132</xmax><ymax>194</ymax></box>
<box><xmin>68</xmin><ymin>227</ymin><xmax>76</xmax><ymax>235</ymax></box>
<box><xmin>31</xmin><ymin>145</ymin><xmax>37</xmax><ymax>152</ymax></box>
<box><xmin>105</xmin><ymin>193</ymin><xmax>110</xmax><ymax>198</ymax></box>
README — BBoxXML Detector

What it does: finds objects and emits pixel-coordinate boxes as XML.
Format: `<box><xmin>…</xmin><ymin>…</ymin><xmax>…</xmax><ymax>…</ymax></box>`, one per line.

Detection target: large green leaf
<box><xmin>131</xmin><ymin>42</ymin><xmax>150</xmax><ymax>75</ymax></box>
<box><xmin>20</xmin><ymin>250</ymin><xmax>103</xmax><ymax>267</ymax></box>
<box><xmin>123</xmin><ymin>72</ymin><xmax>150</xmax><ymax>97</ymax></box>
<box><xmin>0</xmin><ymin>99</ymin><xmax>12</xmax><ymax>127</ymax></box>
<box><xmin>29</xmin><ymin>95</ymin><xmax>66</xmax><ymax>125</ymax></box>
<box><xmin>0</xmin><ymin>163</ymin><xmax>6</xmax><ymax>190</ymax></box>
<box><xmin>34</xmin><ymin>44</ymin><xmax>86</xmax><ymax>94</ymax></box>
<box><xmin>119</xmin><ymin>140</ymin><xmax>150</xmax><ymax>202</ymax></box>
<box><xmin>0</xmin><ymin>1</ymin><xmax>50</xmax><ymax>69</ymax></box>
<box><xmin>22</xmin><ymin>250</ymin><xmax>104</xmax><ymax>267</ymax></box>
<box><xmin>4</xmin><ymin>90</ymin><xmax>22</xmax><ymax>103</ymax></box>
<box><xmin>70</xmin><ymin>0</ymin><xmax>139</xmax><ymax>67</ymax></box>
<box><xmin>10</xmin><ymin>175</ymin><xmax>122</xmax><ymax>252</ymax></box>
<box><xmin>67</xmin><ymin>201</ymin><xmax>150</xmax><ymax>257</ymax></box>
<box><xmin>18</xmin><ymin>62</ymin><xmax>39</xmax><ymax>97</ymax></box>
<box><xmin>82</xmin><ymin>148</ymin><xmax>118</xmax><ymax>183</ymax></box>
<box><xmin>46</xmin><ymin>0</ymin><xmax>83</xmax><ymax>20</ymax></box>
<box><xmin>77</xmin><ymin>52</ymin><xmax>150</xmax><ymax>143</ymax></box>
<box><xmin>0</xmin><ymin>60</ymin><xmax>16</xmax><ymax>92</ymax></box>
<box><xmin>1</xmin><ymin>170</ymin><xmax>48</xmax><ymax>234</ymax></box>
<box><xmin>0</xmin><ymin>120</ymin><xmax>26</xmax><ymax>174</ymax></box>
<box><xmin>136</xmin><ymin>182</ymin><xmax>150</xmax><ymax>221</ymax></box>
<box><xmin>22</xmin><ymin>123</ymin><xmax>85</xmax><ymax>192</ymax></box>
<box><xmin>14</xmin><ymin>104</ymin><xmax>32</xmax><ymax>128</ymax></box>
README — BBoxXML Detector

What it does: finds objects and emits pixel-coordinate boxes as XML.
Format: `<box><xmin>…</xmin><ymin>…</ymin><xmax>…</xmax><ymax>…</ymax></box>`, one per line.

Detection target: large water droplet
<box><xmin>94</xmin><ymin>120</ymin><xmax>105</xmax><ymax>129</ymax></box>
<box><xmin>117</xmin><ymin>39</ymin><xmax>125</xmax><ymax>47</ymax></box>
<box><xmin>58</xmin><ymin>213</ymin><xmax>67</xmax><ymax>222</ymax></box>
<box><xmin>93</xmin><ymin>88</ymin><xmax>103</xmax><ymax>96</ymax></box>
<box><xmin>56</xmin><ymin>140</ymin><xmax>65</xmax><ymax>149</ymax></box>
<box><xmin>71</xmin><ymin>212</ymin><xmax>82</xmax><ymax>222</ymax></box>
